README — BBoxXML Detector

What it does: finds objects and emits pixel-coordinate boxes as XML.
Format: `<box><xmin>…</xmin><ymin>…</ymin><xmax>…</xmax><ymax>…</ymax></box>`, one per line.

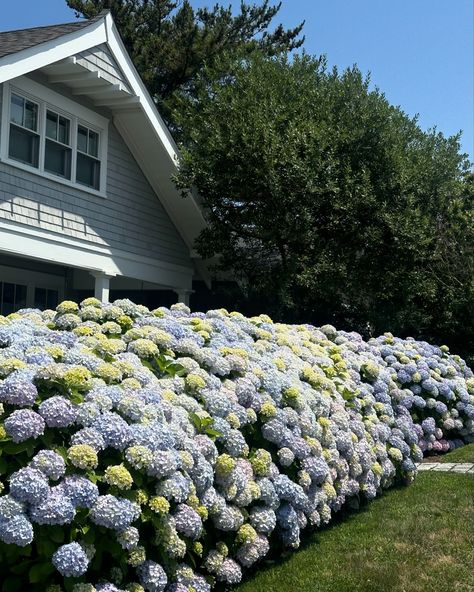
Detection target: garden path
<box><xmin>416</xmin><ymin>463</ymin><xmax>474</xmax><ymax>473</ymax></box>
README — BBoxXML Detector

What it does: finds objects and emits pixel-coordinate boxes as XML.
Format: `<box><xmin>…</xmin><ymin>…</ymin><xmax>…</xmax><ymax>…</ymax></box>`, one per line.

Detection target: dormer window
<box><xmin>1</xmin><ymin>77</ymin><xmax>108</xmax><ymax>196</ymax></box>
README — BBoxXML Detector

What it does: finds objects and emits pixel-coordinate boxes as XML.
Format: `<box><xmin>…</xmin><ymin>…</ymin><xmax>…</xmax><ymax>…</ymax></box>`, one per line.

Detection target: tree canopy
<box><xmin>174</xmin><ymin>52</ymin><xmax>473</xmax><ymax>357</ymax></box>
<box><xmin>66</xmin><ymin>0</ymin><xmax>304</xmax><ymax>123</ymax></box>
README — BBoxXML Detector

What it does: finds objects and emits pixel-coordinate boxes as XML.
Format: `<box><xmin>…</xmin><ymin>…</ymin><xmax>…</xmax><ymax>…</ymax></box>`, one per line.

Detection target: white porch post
<box><xmin>91</xmin><ymin>272</ymin><xmax>113</xmax><ymax>303</ymax></box>
<box><xmin>174</xmin><ymin>289</ymin><xmax>193</xmax><ymax>306</ymax></box>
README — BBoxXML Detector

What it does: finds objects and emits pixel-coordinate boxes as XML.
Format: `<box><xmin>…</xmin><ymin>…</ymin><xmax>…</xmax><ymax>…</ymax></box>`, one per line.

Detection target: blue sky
<box><xmin>1</xmin><ymin>0</ymin><xmax>472</xmax><ymax>161</ymax></box>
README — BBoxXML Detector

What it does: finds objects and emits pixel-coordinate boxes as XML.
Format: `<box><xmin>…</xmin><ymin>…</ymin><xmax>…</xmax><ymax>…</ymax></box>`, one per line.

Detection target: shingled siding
<box><xmin>74</xmin><ymin>44</ymin><xmax>131</xmax><ymax>91</ymax></box>
<box><xmin>0</xmin><ymin>83</ymin><xmax>190</xmax><ymax>268</ymax></box>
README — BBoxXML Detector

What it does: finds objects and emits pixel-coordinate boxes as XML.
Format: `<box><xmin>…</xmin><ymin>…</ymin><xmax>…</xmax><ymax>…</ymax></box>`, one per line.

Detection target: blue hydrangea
<box><xmin>90</xmin><ymin>495</ymin><xmax>140</xmax><ymax>531</ymax></box>
<box><xmin>4</xmin><ymin>409</ymin><xmax>45</xmax><ymax>442</ymax></box>
<box><xmin>137</xmin><ymin>560</ymin><xmax>168</xmax><ymax>592</ymax></box>
<box><xmin>9</xmin><ymin>467</ymin><xmax>49</xmax><ymax>504</ymax></box>
<box><xmin>52</xmin><ymin>542</ymin><xmax>89</xmax><ymax>577</ymax></box>
<box><xmin>30</xmin><ymin>491</ymin><xmax>76</xmax><ymax>525</ymax></box>
<box><xmin>0</xmin><ymin>377</ymin><xmax>38</xmax><ymax>407</ymax></box>
<box><xmin>70</xmin><ymin>427</ymin><xmax>106</xmax><ymax>451</ymax></box>
<box><xmin>173</xmin><ymin>504</ymin><xmax>203</xmax><ymax>540</ymax></box>
<box><xmin>30</xmin><ymin>450</ymin><xmax>66</xmax><ymax>480</ymax></box>
<box><xmin>0</xmin><ymin>495</ymin><xmax>25</xmax><ymax>520</ymax></box>
<box><xmin>38</xmin><ymin>396</ymin><xmax>76</xmax><ymax>428</ymax></box>
<box><xmin>92</xmin><ymin>412</ymin><xmax>131</xmax><ymax>450</ymax></box>
<box><xmin>61</xmin><ymin>475</ymin><xmax>99</xmax><ymax>509</ymax></box>
<box><xmin>0</xmin><ymin>514</ymin><xmax>34</xmax><ymax>546</ymax></box>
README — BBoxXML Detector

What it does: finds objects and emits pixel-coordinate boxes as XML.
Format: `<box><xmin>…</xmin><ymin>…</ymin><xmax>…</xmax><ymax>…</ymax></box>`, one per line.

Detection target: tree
<box><xmin>174</xmin><ymin>52</ymin><xmax>474</xmax><ymax>356</ymax></box>
<box><xmin>66</xmin><ymin>0</ymin><xmax>304</xmax><ymax>124</ymax></box>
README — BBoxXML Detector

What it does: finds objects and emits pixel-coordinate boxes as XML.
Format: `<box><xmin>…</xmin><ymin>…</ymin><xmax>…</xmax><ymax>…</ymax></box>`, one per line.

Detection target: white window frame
<box><xmin>0</xmin><ymin>76</ymin><xmax>108</xmax><ymax>197</ymax></box>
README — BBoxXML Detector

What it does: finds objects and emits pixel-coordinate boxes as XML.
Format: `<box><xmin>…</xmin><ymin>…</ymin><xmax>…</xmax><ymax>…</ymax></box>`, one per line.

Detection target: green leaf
<box><xmin>2</xmin><ymin>442</ymin><xmax>30</xmax><ymax>455</ymax></box>
<box><xmin>49</xmin><ymin>526</ymin><xmax>65</xmax><ymax>544</ymax></box>
<box><xmin>29</xmin><ymin>562</ymin><xmax>55</xmax><ymax>584</ymax></box>
<box><xmin>3</xmin><ymin>576</ymin><xmax>23</xmax><ymax>592</ymax></box>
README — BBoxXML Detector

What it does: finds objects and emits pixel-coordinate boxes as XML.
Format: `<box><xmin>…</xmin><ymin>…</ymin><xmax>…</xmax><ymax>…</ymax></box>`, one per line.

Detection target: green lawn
<box><xmin>436</xmin><ymin>443</ymin><xmax>474</xmax><ymax>463</ymax></box>
<box><xmin>235</xmin><ymin>473</ymin><xmax>474</xmax><ymax>592</ymax></box>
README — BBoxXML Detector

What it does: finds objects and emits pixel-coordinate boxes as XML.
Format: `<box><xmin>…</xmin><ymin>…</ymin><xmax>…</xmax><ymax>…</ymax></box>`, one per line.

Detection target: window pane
<box><xmin>10</xmin><ymin>94</ymin><xmax>24</xmax><ymax>126</ymax></box>
<box><xmin>15</xmin><ymin>284</ymin><xmax>27</xmax><ymax>310</ymax></box>
<box><xmin>2</xmin><ymin>283</ymin><xmax>14</xmax><ymax>315</ymax></box>
<box><xmin>46</xmin><ymin>111</ymin><xmax>58</xmax><ymax>140</ymax></box>
<box><xmin>76</xmin><ymin>153</ymin><xmax>100</xmax><ymax>190</ymax></box>
<box><xmin>58</xmin><ymin>116</ymin><xmax>70</xmax><ymax>145</ymax></box>
<box><xmin>9</xmin><ymin>125</ymin><xmax>39</xmax><ymax>167</ymax></box>
<box><xmin>46</xmin><ymin>290</ymin><xmax>59</xmax><ymax>310</ymax></box>
<box><xmin>34</xmin><ymin>287</ymin><xmax>46</xmax><ymax>310</ymax></box>
<box><xmin>45</xmin><ymin>139</ymin><xmax>71</xmax><ymax>179</ymax></box>
<box><xmin>88</xmin><ymin>130</ymin><xmax>99</xmax><ymax>157</ymax></box>
<box><xmin>24</xmin><ymin>100</ymin><xmax>38</xmax><ymax>131</ymax></box>
<box><xmin>77</xmin><ymin>125</ymin><xmax>88</xmax><ymax>153</ymax></box>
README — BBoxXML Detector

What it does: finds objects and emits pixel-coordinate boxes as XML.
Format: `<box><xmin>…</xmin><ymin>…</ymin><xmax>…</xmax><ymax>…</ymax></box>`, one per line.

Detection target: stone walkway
<box><xmin>416</xmin><ymin>462</ymin><xmax>474</xmax><ymax>473</ymax></box>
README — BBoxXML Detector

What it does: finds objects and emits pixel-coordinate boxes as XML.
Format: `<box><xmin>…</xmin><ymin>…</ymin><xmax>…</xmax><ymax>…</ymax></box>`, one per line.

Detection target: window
<box><xmin>76</xmin><ymin>125</ymin><xmax>100</xmax><ymax>190</ymax></box>
<box><xmin>1</xmin><ymin>79</ymin><xmax>108</xmax><ymax>195</ymax></box>
<box><xmin>8</xmin><ymin>94</ymin><xmax>40</xmax><ymax>167</ymax></box>
<box><xmin>0</xmin><ymin>282</ymin><xmax>27</xmax><ymax>315</ymax></box>
<box><xmin>34</xmin><ymin>287</ymin><xmax>59</xmax><ymax>310</ymax></box>
<box><xmin>45</xmin><ymin>110</ymin><xmax>72</xmax><ymax>179</ymax></box>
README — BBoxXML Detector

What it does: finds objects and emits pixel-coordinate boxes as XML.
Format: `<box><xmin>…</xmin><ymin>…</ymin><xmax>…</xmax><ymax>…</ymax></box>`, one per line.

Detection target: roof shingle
<box><xmin>0</xmin><ymin>12</ymin><xmax>107</xmax><ymax>60</ymax></box>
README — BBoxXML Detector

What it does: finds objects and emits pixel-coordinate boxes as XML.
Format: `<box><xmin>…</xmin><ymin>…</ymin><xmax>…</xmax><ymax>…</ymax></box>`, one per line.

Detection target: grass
<box><xmin>235</xmin><ymin>473</ymin><xmax>474</xmax><ymax>592</ymax></box>
<box><xmin>435</xmin><ymin>443</ymin><xmax>474</xmax><ymax>463</ymax></box>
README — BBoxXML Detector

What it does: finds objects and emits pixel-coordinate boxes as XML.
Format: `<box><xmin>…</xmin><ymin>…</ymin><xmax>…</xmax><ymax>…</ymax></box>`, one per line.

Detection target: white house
<box><xmin>0</xmin><ymin>10</ymin><xmax>208</xmax><ymax>312</ymax></box>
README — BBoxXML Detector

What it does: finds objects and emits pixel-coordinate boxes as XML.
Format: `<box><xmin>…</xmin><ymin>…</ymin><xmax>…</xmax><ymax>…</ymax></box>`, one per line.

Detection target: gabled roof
<box><xmin>0</xmin><ymin>11</ymin><xmax>207</xmax><ymax>263</ymax></box>
<box><xmin>0</xmin><ymin>14</ymin><xmax>104</xmax><ymax>59</ymax></box>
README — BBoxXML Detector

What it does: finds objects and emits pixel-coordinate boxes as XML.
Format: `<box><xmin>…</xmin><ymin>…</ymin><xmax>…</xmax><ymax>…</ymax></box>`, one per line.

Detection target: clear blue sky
<box><xmin>1</xmin><ymin>0</ymin><xmax>472</xmax><ymax>161</ymax></box>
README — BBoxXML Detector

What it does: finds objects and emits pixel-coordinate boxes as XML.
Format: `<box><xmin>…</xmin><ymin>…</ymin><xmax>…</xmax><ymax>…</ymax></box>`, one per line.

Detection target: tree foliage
<box><xmin>175</xmin><ymin>53</ymin><xmax>474</xmax><ymax>357</ymax></box>
<box><xmin>65</xmin><ymin>0</ymin><xmax>304</xmax><ymax>123</ymax></box>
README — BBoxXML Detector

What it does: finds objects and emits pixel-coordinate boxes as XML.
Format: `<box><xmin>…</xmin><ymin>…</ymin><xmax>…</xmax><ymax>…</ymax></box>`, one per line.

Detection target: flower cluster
<box><xmin>0</xmin><ymin>298</ymin><xmax>470</xmax><ymax>591</ymax></box>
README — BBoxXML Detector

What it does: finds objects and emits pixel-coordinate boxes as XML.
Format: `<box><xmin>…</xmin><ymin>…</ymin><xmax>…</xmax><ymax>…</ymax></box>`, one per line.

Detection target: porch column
<box><xmin>174</xmin><ymin>289</ymin><xmax>193</xmax><ymax>306</ymax></box>
<box><xmin>91</xmin><ymin>272</ymin><xmax>113</xmax><ymax>303</ymax></box>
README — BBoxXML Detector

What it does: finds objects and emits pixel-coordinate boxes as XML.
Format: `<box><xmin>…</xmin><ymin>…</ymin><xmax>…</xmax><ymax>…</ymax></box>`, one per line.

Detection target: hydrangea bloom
<box><xmin>52</xmin><ymin>542</ymin><xmax>90</xmax><ymax>577</ymax></box>
<box><xmin>4</xmin><ymin>409</ymin><xmax>45</xmax><ymax>442</ymax></box>
<box><xmin>0</xmin><ymin>299</ymin><xmax>471</xmax><ymax>590</ymax></box>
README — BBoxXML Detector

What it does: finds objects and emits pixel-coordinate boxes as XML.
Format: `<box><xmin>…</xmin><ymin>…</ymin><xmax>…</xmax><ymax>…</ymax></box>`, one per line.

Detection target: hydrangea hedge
<box><xmin>0</xmin><ymin>298</ymin><xmax>472</xmax><ymax>592</ymax></box>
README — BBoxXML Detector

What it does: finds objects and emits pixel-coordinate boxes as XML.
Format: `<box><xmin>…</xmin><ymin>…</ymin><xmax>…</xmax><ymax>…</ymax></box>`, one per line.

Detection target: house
<box><xmin>0</xmin><ymin>10</ymin><xmax>208</xmax><ymax>312</ymax></box>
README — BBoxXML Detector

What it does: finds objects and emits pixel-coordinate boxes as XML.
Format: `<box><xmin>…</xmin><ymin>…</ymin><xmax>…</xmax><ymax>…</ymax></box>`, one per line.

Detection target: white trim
<box><xmin>0</xmin><ymin>77</ymin><xmax>108</xmax><ymax>197</ymax></box>
<box><xmin>0</xmin><ymin>219</ymin><xmax>193</xmax><ymax>290</ymax></box>
<box><xmin>104</xmin><ymin>14</ymin><xmax>177</xmax><ymax>165</ymax></box>
<box><xmin>0</xmin><ymin>20</ymin><xmax>107</xmax><ymax>85</ymax></box>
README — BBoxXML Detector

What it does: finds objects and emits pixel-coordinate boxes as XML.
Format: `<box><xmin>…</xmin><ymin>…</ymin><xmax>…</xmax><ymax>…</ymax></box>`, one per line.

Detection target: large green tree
<box><xmin>174</xmin><ymin>52</ymin><xmax>473</xmax><ymax>356</ymax></box>
<box><xmin>66</xmin><ymin>0</ymin><xmax>304</xmax><ymax>124</ymax></box>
